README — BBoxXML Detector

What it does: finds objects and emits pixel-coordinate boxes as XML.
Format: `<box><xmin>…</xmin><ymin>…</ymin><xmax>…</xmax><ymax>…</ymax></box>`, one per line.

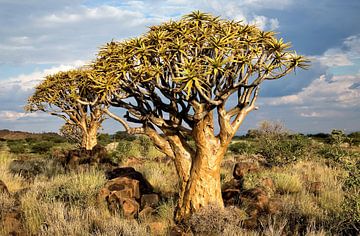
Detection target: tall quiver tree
<box><xmin>26</xmin><ymin>68</ymin><xmax>108</xmax><ymax>150</ymax></box>
<box><xmin>93</xmin><ymin>11</ymin><xmax>309</xmax><ymax>221</ymax></box>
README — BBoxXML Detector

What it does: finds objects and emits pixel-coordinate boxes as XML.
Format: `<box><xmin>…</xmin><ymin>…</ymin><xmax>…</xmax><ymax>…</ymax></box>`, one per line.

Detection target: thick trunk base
<box><xmin>175</xmin><ymin>154</ymin><xmax>223</xmax><ymax>223</ymax></box>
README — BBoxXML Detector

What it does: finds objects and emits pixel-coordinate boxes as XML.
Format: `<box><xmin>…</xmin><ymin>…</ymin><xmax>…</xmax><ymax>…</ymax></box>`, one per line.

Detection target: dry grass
<box><xmin>0</xmin><ymin>138</ymin><xmax>358</xmax><ymax>235</ymax></box>
<box><xmin>136</xmin><ymin>161</ymin><xmax>179</xmax><ymax>194</ymax></box>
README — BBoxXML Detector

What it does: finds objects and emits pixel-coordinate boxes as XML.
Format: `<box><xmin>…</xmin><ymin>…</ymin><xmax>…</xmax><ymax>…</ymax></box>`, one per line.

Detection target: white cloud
<box><xmin>269</xmin><ymin>74</ymin><xmax>360</xmax><ymax>107</ymax></box>
<box><xmin>1</xmin><ymin>61</ymin><xmax>85</xmax><ymax>92</ymax></box>
<box><xmin>0</xmin><ymin>111</ymin><xmax>41</xmax><ymax>121</ymax></box>
<box><xmin>316</xmin><ymin>34</ymin><xmax>360</xmax><ymax>67</ymax></box>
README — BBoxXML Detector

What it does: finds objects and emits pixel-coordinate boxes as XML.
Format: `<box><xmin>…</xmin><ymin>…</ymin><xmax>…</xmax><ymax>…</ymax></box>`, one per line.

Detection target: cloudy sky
<box><xmin>0</xmin><ymin>0</ymin><xmax>359</xmax><ymax>134</ymax></box>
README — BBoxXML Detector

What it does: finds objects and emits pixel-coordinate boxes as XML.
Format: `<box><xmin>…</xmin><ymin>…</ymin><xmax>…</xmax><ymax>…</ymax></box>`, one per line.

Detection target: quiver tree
<box><xmin>26</xmin><ymin>68</ymin><xmax>108</xmax><ymax>150</ymax></box>
<box><xmin>92</xmin><ymin>11</ymin><xmax>309</xmax><ymax>221</ymax></box>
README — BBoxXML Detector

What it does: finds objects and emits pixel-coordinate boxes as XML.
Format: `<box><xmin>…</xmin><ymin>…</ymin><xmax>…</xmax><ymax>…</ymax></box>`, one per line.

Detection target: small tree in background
<box><xmin>26</xmin><ymin>68</ymin><xmax>108</xmax><ymax>150</ymax></box>
<box><xmin>92</xmin><ymin>11</ymin><xmax>309</xmax><ymax>221</ymax></box>
<box><xmin>59</xmin><ymin>122</ymin><xmax>83</xmax><ymax>146</ymax></box>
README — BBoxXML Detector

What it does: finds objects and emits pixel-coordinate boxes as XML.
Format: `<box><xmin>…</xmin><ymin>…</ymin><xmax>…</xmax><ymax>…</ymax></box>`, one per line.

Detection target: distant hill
<box><xmin>0</xmin><ymin>129</ymin><xmax>61</xmax><ymax>140</ymax></box>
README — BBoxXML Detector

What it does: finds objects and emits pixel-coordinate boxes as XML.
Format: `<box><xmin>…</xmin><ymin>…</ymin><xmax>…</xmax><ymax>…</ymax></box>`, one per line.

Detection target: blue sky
<box><xmin>0</xmin><ymin>0</ymin><xmax>359</xmax><ymax>134</ymax></box>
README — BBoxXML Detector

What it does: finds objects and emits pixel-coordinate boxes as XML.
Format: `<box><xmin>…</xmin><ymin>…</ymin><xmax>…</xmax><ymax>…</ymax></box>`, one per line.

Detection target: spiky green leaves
<box><xmin>94</xmin><ymin>11</ymin><xmax>308</xmax><ymax>105</ymax></box>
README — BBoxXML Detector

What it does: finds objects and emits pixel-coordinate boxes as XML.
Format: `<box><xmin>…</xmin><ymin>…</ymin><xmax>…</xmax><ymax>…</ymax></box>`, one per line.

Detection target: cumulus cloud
<box><xmin>316</xmin><ymin>34</ymin><xmax>360</xmax><ymax>67</ymax></box>
<box><xmin>0</xmin><ymin>111</ymin><xmax>42</xmax><ymax>121</ymax></box>
<box><xmin>268</xmin><ymin>73</ymin><xmax>360</xmax><ymax>107</ymax></box>
<box><xmin>1</xmin><ymin>61</ymin><xmax>85</xmax><ymax>92</ymax></box>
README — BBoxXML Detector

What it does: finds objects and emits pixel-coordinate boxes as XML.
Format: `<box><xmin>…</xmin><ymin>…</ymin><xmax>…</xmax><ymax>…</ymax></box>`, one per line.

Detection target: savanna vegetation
<box><xmin>1</xmin><ymin>11</ymin><xmax>358</xmax><ymax>236</ymax></box>
<box><xmin>0</xmin><ymin>123</ymin><xmax>359</xmax><ymax>235</ymax></box>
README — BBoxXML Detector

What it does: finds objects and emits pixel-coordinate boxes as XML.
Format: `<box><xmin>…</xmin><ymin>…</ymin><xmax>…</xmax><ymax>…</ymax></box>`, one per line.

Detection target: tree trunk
<box><xmin>175</xmin><ymin>148</ymin><xmax>225</xmax><ymax>222</ymax></box>
<box><xmin>81</xmin><ymin>126</ymin><xmax>98</xmax><ymax>150</ymax></box>
<box><xmin>175</xmin><ymin>112</ymin><xmax>228</xmax><ymax>222</ymax></box>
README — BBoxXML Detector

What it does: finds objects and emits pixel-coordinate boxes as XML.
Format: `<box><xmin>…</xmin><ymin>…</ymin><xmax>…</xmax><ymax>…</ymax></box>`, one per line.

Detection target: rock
<box><xmin>146</xmin><ymin>222</ymin><xmax>166</xmax><ymax>236</ymax></box>
<box><xmin>105</xmin><ymin>167</ymin><xmax>136</xmax><ymax>180</ymax></box>
<box><xmin>222</xmin><ymin>189</ymin><xmax>240</xmax><ymax>206</ymax></box>
<box><xmin>233</xmin><ymin>162</ymin><xmax>258</xmax><ymax>179</ymax></box>
<box><xmin>121</xmin><ymin>197</ymin><xmax>140</xmax><ymax>218</ymax></box>
<box><xmin>111</xmin><ymin>188</ymin><xmax>134</xmax><ymax>200</ymax></box>
<box><xmin>141</xmin><ymin>193</ymin><xmax>159</xmax><ymax>208</ymax></box>
<box><xmin>1</xmin><ymin>210</ymin><xmax>25</xmax><ymax>235</ymax></box>
<box><xmin>105</xmin><ymin>177</ymin><xmax>141</xmax><ymax>199</ymax></box>
<box><xmin>261</xmin><ymin>177</ymin><xmax>275</xmax><ymax>191</ymax></box>
<box><xmin>0</xmin><ymin>180</ymin><xmax>10</xmax><ymax>195</ymax></box>
<box><xmin>138</xmin><ymin>206</ymin><xmax>155</xmax><ymax>220</ymax></box>
<box><xmin>240</xmin><ymin>188</ymin><xmax>269</xmax><ymax>212</ymax></box>
<box><xmin>105</xmin><ymin>167</ymin><xmax>153</xmax><ymax>195</ymax></box>
<box><xmin>107</xmin><ymin>195</ymin><xmax>140</xmax><ymax>218</ymax></box>
<box><xmin>222</xmin><ymin>178</ymin><xmax>243</xmax><ymax>191</ymax></box>
<box><xmin>242</xmin><ymin>218</ymin><xmax>258</xmax><ymax>230</ymax></box>
<box><xmin>266</xmin><ymin>198</ymin><xmax>282</xmax><ymax>215</ymax></box>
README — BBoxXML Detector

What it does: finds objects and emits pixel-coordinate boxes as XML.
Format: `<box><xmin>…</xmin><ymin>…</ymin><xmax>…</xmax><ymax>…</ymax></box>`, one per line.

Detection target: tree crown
<box><xmin>91</xmin><ymin>11</ymin><xmax>309</xmax><ymax>137</ymax></box>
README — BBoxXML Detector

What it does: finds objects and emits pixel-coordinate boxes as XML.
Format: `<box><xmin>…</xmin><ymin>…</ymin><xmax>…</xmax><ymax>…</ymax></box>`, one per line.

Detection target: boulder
<box><xmin>233</xmin><ymin>162</ymin><xmax>258</xmax><ymax>179</ymax></box>
<box><xmin>240</xmin><ymin>188</ymin><xmax>269</xmax><ymax>212</ymax></box>
<box><xmin>105</xmin><ymin>177</ymin><xmax>141</xmax><ymax>199</ymax></box>
<box><xmin>261</xmin><ymin>177</ymin><xmax>275</xmax><ymax>191</ymax></box>
<box><xmin>141</xmin><ymin>193</ymin><xmax>159</xmax><ymax>208</ymax></box>
<box><xmin>121</xmin><ymin>197</ymin><xmax>140</xmax><ymax>218</ymax></box>
<box><xmin>105</xmin><ymin>167</ymin><xmax>153</xmax><ymax>195</ymax></box>
<box><xmin>0</xmin><ymin>180</ymin><xmax>10</xmax><ymax>195</ymax></box>
<box><xmin>1</xmin><ymin>210</ymin><xmax>25</xmax><ymax>235</ymax></box>
<box><xmin>138</xmin><ymin>206</ymin><xmax>156</xmax><ymax>220</ymax></box>
<box><xmin>222</xmin><ymin>189</ymin><xmax>240</xmax><ymax>206</ymax></box>
<box><xmin>105</xmin><ymin>167</ymin><xmax>136</xmax><ymax>180</ymax></box>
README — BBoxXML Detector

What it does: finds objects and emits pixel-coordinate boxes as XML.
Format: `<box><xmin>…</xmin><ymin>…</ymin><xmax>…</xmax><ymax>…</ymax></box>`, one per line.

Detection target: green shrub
<box><xmin>257</xmin><ymin>134</ymin><xmax>310</xmax><ymax>166</ymax></box>
<box><xmin>97</xmin><ymin>133</ymin><xmax>112</xmax><ymax>146</ymax></box>
<box><xmin>7</xmin><ymin>140</ymin><xmax>27</xmax><ymax>154</ymax></box>
<box><xmin>229</xmin><ymin>141</ymin><xmax>256</xmax><ymax>155</ymax></box>
<box><xmin>31</xmin><ymin>141</ymin><xmax>54</xmax><ymax>154</ymax></box>
<box><xmin>317</xmin><ymin>145</ymin><xmax>349</xmax><ymax>162</ymax></box>
<box><xmin>328</xmin><ymin>129</ymin><xmax>349</xmax><ymax>145</ymax></box>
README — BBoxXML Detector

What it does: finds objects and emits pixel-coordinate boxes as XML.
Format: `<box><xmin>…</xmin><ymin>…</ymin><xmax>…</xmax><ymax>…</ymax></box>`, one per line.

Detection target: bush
<box><xmin>257</xmin><ymin>134</ymin><xmax>310</xmax><ymax>166</ymax></box>
<box><xmin>97</xmin><ymin>133</ymin><xmax>112</xmax><ymax>146</ymax></box>
<box><xmin>229</xmin><ymin>141</ymin><xmax>256</xmax><ymax>155</ymax></box>
<box><xmin>7</xmin><ymin>140</ymin><xmax>27</xmax><ymax>154</ymax></box>
<box><xmin>317</xmin><ymin>145</ymin><xmax>349</xmax><ymax>162</ymax></box>
<box><xmin>31</xmin><ymin>141</ymin><xmax>54</xmax><ymax>154</ymax></box>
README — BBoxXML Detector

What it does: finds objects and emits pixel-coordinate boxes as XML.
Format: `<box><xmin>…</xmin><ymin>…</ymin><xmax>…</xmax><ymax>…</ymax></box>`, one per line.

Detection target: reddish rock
<box><xmin>241</xmin><ymin>188</ymin><xmax>269</xmax><ymax>211</ymax></box>
<box><xmin>105</xmin><ymin>167</ymin><xmax>153</xmax><ymax>195</ymax></box>
<box><xmin>141</xmin><ymin>193</ymin><xmax>159</xmax><ymax>208</ymax></box>
<box><xmin>121</xmin><ymin>197</ymin><xmax>140</xmax><ymax>218</ymax></box>
<box><xmin>105</xmin><ymin>167</ymin><xmax>136</xmax><ymax>180</ymax></box>
<box><xmin>138</xmin><ymin>206</ymin><xmax>155</xmax><ymax>219</ymax></box>
<box><xmin>222</xmin><ymin>178</ymin><xmax>243</xmax><ymax>191</ymax></box>
<box><xmin>105</xmin><ymin>177</ymin><xmax>140</xmax><ymax>199</ymax></box>
<box><xmin>0</xmin><ymin>180</ymin><xmax>10</xmax><ymax>195</ymax></box>
<box><xmin>222</xmin><ymin>188</ymin><xmax>240</xmax><ymax>206</ymax></box>
<box><xmin>1</xmin><ymin>211</ymin><xmax>25</xmax><ymax>235</ymax></box>
<box><xmin>233</xmin><ymin>162</ymin><xmax>258</xmax><ymax>179</ymax></box>
<box><xmin>262</xmin><ymin>177</ymin><xmax>275</xmax><ymax>190</ymax></box>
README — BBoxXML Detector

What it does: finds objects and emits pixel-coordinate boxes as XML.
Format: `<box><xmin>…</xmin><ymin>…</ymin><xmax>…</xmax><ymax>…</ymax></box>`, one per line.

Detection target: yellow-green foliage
<box><xmin>273</xmin><ymin>173</ymin><xmax>303</xmax><ymax>194</ymax></box>
<box><xmin>137</xmin><ymin>161</ymin><xmax>179</xmax><ymax>194</ymax></box>
<box><xmin>35</xmin><ymin>169</ymin><xmax>106</xmax><ymax>207</ymax></box>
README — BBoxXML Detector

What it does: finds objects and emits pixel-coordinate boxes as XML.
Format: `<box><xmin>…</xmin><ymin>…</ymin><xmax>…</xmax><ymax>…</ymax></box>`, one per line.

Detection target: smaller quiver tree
<box><xmin>92</xmin><ymin>11</ymin><xmax>309</xmax><ymax>221</ymax></box>
<box><xmin>26</xmin><ymin>68</ymin><xmax>108</xmax><ymax>150</ymax></box>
